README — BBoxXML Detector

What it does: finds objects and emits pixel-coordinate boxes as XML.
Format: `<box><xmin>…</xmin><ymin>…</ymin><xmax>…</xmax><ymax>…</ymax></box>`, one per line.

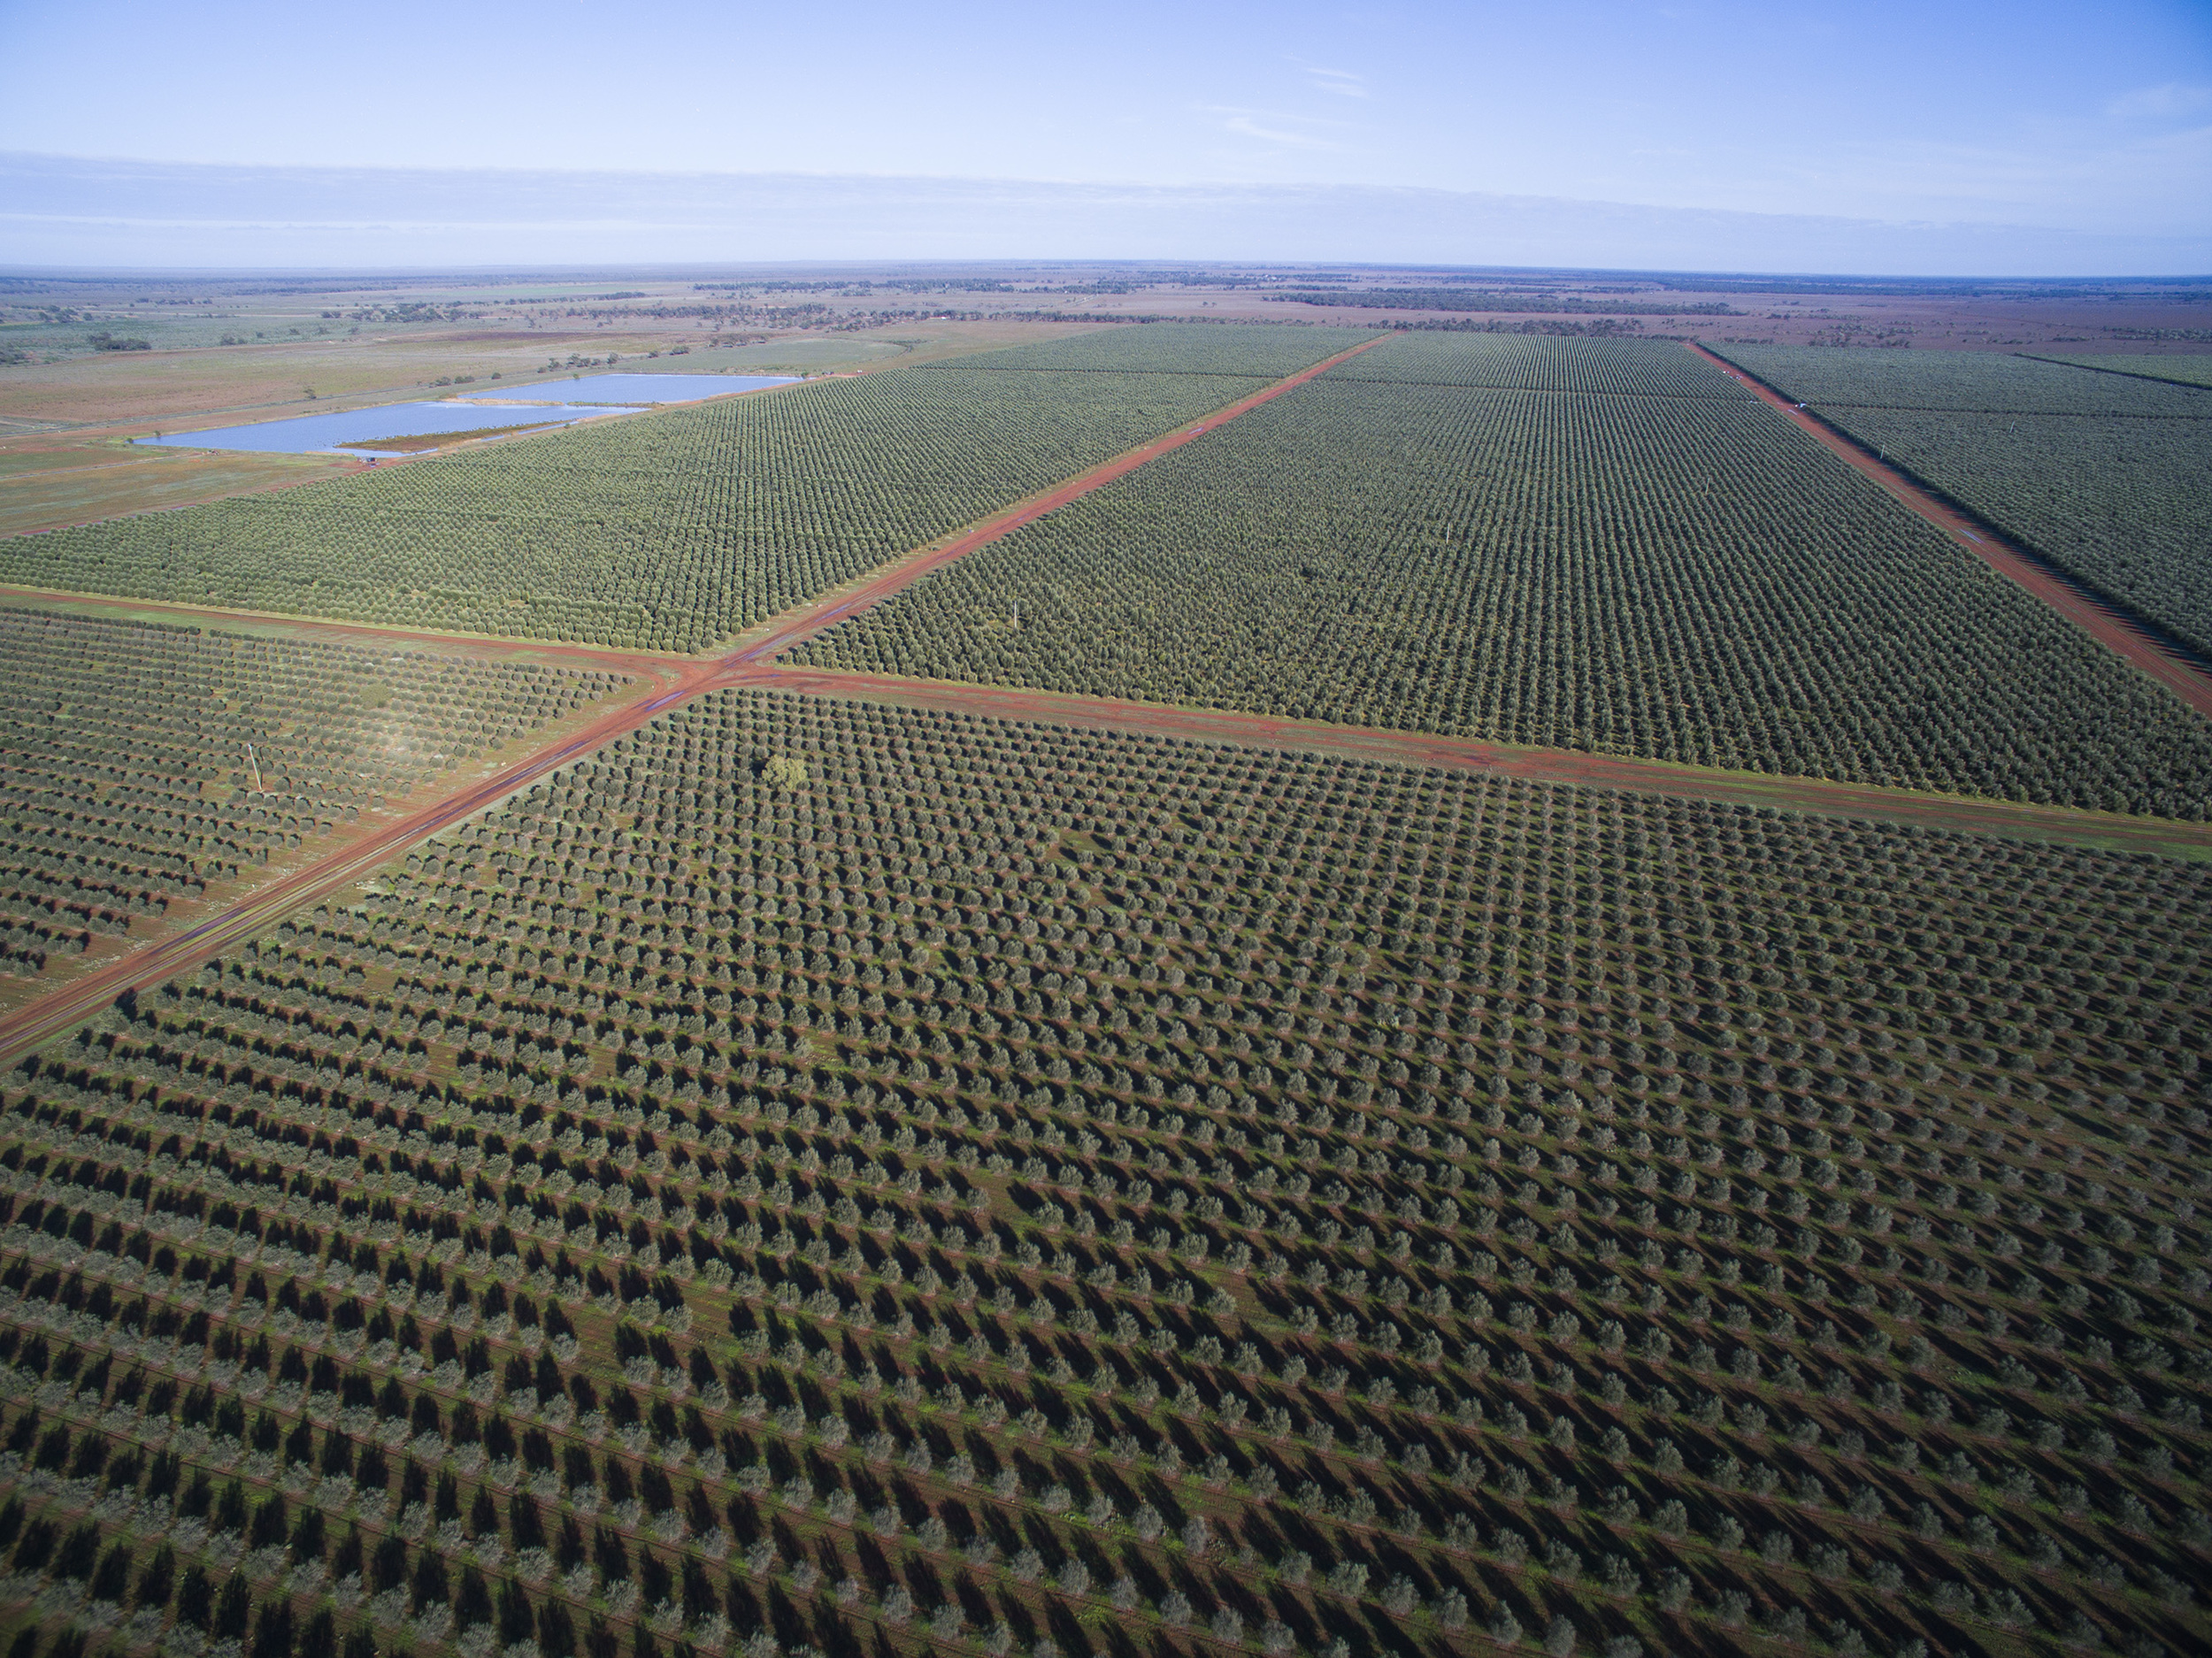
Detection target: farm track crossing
<box><xmin>4</xmin><ymin>333</ymin><xmax>2212</xmax><ymax>1658</ymax></box>
<box><xmin>787</xmin><ymin>333</ymin><xmax>2212</xmax><ymax>817</ymax></box>
<box><xmin>0</xmin><ymin>341</ymin><xmax>1383</xmax><ymax>1063</ymax></box>
<box><xmin>4</xmin><ymin>326</ymin><xmax>2211</xmax><ymax>1066</ymax></box>
<box><xmin>1685</xmin><ymin>342</ymin><xmax>2212</xmax><ymax>724</ymax></box>
<box><xmin>0</xmin><ymin>655</ymin><xmax>708</xmax><ymax>1066</ymax></box>
<box><xmin>11</xmin><ymin>633</ymin><xmax>2207</xmax><ymax>1068</ymax></box>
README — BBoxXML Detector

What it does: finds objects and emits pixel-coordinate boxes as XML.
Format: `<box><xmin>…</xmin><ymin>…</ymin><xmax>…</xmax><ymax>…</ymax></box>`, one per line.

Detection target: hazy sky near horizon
<box><xmin>2</xmin><ymin>0</ymin><xmax>2207</xmax><ymax>258</ymax></box>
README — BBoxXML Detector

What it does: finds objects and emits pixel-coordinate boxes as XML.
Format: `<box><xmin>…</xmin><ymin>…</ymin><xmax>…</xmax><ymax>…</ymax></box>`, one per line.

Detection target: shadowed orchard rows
<box><xmin>0</xmin><ymin>606</ymin><xmax>632</xmax><ymax>1000</ymax></box>
<box><xmin>10</xmin><ymin>626</ymin><xmax>2212</xmax><ymax>1077</ymax></box>
<box><xmin>3</xmin><ymin>686</ymin><xmax>2207</xmax><ymax>1658</ymax></box>
<box><xmin>3</xmin><ymin>326</ymin><xmax>2210</xmax><ymax>1658</ymax></box>
<box><xmin>757</xmin><ymin>668</ymin><xmax>2212</xmax><ymax>864</ymax></box>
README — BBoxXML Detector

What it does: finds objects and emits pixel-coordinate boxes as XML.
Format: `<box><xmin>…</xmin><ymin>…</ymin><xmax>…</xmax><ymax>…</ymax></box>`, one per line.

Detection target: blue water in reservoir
<box><xmin>463</xmin><ymin>372</ymin><xmax>797</xmax><ymax>405</ymax></box>
<box><xmin>136</xmin><ymin>401</ymin><xmax>636</xmax><ymax>456</ymax></box>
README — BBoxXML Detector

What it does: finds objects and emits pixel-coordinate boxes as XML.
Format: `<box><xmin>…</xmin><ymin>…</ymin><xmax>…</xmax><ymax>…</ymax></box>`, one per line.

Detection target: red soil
<box><xmin>0</xmin><ymin>583</ymin><xmax>687</xmax><ymax>673</ymax></box>
<box><xmin>8</xmin><ymin>328</ymin><xmax>2208</xmax><ymax>1067</ymax></box>
<box><xmin>725</xmin><ymin>335</ymin><xmax>1389</xmax><ymax>664</ymax></box>
<box><xmin>753</xmin><ymin>665</ymin><xmax>2212</xmax><ymax>862</ymax></box>
<box><xmin>0</xmin><ymin>657</ymin><xmax>710</xmax><ymax>1066</ymax></box>
<box><xmin>1686</xmin><ymin>341</ymin><xmax>2212</xmax><ymax>722</ymax></box>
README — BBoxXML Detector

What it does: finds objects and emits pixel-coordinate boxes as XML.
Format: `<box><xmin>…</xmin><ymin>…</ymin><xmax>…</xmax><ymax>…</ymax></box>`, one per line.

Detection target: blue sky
<box><xmin>2</xmin><ymin>0</ymin><xmax>2207</xmax><ymax>270</ymax></box>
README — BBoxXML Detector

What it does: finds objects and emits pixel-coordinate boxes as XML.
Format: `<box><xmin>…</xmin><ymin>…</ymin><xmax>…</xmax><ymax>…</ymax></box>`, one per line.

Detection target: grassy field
<box><xmin>0</xmin><ymin>306</ymin><xmax>1105</xmax><ymax>435</ymax></box>
<box><xmin>0</xmin><ymin>446</ymin><xmax>145</xmax><ymax>480</ymax></box>
<box><xmin>0</xmin><ymin>330</ymin><xmax>690</xmax><ymax>431</ymax></box>
<box><xmin>0</xmin><ymin>442</ymin><xmax>356</xmax><ymax>538</ymax></box>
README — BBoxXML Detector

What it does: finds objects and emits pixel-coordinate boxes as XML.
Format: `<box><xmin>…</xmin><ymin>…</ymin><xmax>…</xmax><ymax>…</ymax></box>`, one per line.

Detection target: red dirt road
<box><xmin>7</xmin><ymin>326</ymin><xmax>2209</xmax><ymax>1068</ymax></box>
<box><xmin>0</xmin><ymin>583</ymin><xmax>686</xmax><ymax>674</ymax></box>
<box><xmin>0</xmin><ymin>659</ymin><xmax>715</xmax><ymax>1065</ymax></box>
<box><xmin>1688</xmin><ymin>341</ymin><xmax>2212</xmax><ymax>722</ymax></box>
<box><xmin>757</xmin><ymin>665</ymin><xmax>2212</xmax><ymax>862</ymax></box>
<box><xmin>0</xmin><ymin>342</ymin><xmax>1386</xmax><ymax>1063</ymax></box>
<box><xmin>723</xmin><ymin>334</ymin><xmax>1389</xmax><ymax>664</ymax></box>
<box><xmin>4</xmin><ymin>336</ymin><xmax>1387</xmax><ymax>673</ymax></box>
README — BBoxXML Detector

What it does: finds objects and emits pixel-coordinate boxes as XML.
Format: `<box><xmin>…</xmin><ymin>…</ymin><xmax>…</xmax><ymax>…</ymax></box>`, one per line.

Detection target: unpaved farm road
<box><xmin>4</xmin><ymin>329</ymin><xmax>2210</xmax><ymax>1066</ymax></box>
<box><xmin>0</xmin><ymin>342</ymin><xmax>1386</xmax><ymax>1064</ymax></box>
<box><xmin>1687</xmin><ymin>342</ymin><xmax>2212</xmax><ymax>723</ymax></box>
<box><xmin>757</xmin><ymin>665</ymin><xmax>2212</xmax><ymax>863</ymax></box>
<box><xmin>718</xmin><ymin>334</ymin><xmax>1390</xmax><ymax>666</ymax></box>
<box><xmin>0</xmin><ymin>655</ymin><xmax>718</xmax><ymax>1064</ymax></box>
<box><xmin>0</xmin><ymin>583</ymin><xmax>686</xmax><ymax>675</ymax></box>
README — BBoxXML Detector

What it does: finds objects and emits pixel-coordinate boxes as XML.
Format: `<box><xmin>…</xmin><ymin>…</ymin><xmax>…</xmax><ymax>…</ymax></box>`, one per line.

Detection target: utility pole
<box><xmin>246</xmin><ymin>743</ymin><xmax>265</xmax><ymax>793</ymax></box>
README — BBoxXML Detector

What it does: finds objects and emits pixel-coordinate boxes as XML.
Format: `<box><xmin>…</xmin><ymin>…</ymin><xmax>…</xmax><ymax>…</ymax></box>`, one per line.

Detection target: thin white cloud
<box><xmin>2106</xmin><ymin>83</ymin><xmax>2212</xmax><ymax>121</ymax></box>
<box><xmin>8</xmin><ymin>155</ymin><xmax>2212</xmax><ymax>273</ymax></box>
<box><xmin>1766</xmin><ymin>118</ymin><xmax>2212</xmax><ymax>233</ymax></box>
<box><xmin>1539</xmin><ymin>97</ymin><xmax>2212</xmax><ymax>240</ymax></box>
<box><xmin>1301</xmin><ymin>65</ymin><xmax>1368</xmax><ymax>99</ymax></box>
<box><xmin>1198</xmin><ymin>105</ymin><xmax>1345</xmax><ymax>150</ymax></box>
